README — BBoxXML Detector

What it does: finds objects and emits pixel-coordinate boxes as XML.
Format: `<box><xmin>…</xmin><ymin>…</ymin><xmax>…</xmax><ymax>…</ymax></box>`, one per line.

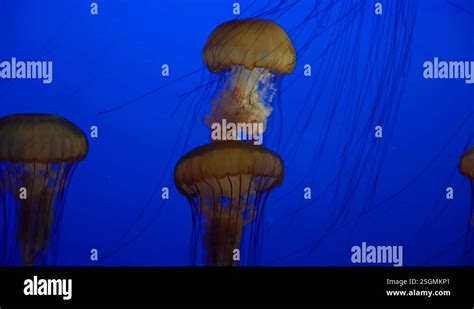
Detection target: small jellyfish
<box><xmin>0</xmin><ymin>114</ymin><xmax>88</xmax><ymax>265</ymax></box>
<box><xmin>175</xmin><ymin>141</ymin><xmax>283</xmax><ymax>266</ymax></box>
<box><xmin>459</xmin><ymin>146</ymin><xmax>474</xmax><ymax>263</ymax></box>
<box><xmin>460</xmin><ymin>146</ymin><xmax>474</xmax><ymax>226</ymax></box>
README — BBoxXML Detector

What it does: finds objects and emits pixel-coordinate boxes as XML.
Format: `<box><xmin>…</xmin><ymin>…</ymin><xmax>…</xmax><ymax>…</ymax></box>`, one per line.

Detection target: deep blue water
<box><xmin>1</xmin><ymin>0</ymin><xmax>473</xmax><ymax>266</ymax></box>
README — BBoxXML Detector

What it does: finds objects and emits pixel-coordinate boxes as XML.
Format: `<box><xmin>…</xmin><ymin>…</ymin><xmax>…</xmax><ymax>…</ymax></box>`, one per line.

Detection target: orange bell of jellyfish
<box><xmin>460</xmin><ymin>147</ymin><xmax>474</xmax><ymax>226</ymax></box>
<box><xmin>203</xmin><ymin>19</ymin><xmax>296</xmax><ymax>74</ymax></box>
<box><xmin>174</xmin><ymin>141</ymin><xmax>284</xmax><ymax>266</ymax></box>
<box><xmin>460</xmin><ymin>147</ymin><xmax>474</xmax><ymax>180</ymax></box>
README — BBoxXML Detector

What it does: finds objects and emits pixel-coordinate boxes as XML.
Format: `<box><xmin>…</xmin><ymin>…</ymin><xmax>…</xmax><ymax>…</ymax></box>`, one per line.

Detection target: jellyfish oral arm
<box><xmin>205</xmin><ymin>65</ymin><xmax>276</xmax><ymax>138</ymax></box>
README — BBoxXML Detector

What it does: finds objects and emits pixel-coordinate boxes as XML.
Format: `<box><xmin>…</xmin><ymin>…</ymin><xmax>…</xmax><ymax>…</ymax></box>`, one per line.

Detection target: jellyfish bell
<box><xmin>203</xmin><ymin>19</ymin><xmax>296</xmax><ymax>136</ymax></box>
<box><xmin>460</xmin><ymin>147</ymin><xmax>474</xmax><ymax>264</ymax></box>
<box><xmin>174</xmin><ymin>141</ymin><xmax>284</xmax><ymax>266</ymax></box>
<box><xmin>460</xmin><ymin>147</ymin><xmax>474</xmax><ymax>180</ymax></box>
<box><xmin>203</xmin><ymin>19</ymin><xmax>296</xmax><ymax>74</ymax></box>
<box><xmin>460</xmin><ymin>146</ymin><xmax>474</xmax><ymax>226</ymax></box>
<box><xmin>0</xmin><ymin>114</ymin><xmax>88</xmax><ymax>265</ymax></box>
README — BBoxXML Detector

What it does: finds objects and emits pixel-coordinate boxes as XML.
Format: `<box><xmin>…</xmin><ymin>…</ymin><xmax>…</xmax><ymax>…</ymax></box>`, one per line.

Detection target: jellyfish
<box><xmin>460</xmin><ymin>147</ymin><xmax>474</xmax><ymax>259</ymax></box>
<box><xmin>460</xmin><ymin>147</ymin><xmax>474</xmax><ymax>225</ymax></box>
<box><xmin>0</xmin><ymin>114</ymin><xmax>88</xmax><ymax>265</ymax></box>
<box><xmin>174</xmin><ymin>141</ymin><xmax>283</xmax><ymax>266</ymax></box>
<box><xmin>203</xmin><ymin>19</ymin><xmax>296</xmax><ymax>136</ymax></box>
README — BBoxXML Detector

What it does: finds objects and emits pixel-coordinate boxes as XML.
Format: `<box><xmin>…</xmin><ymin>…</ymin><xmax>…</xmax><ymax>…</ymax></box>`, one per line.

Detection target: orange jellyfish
<box><xmin>459</xmin><ymin>146</ymin><xmax>474</xmax><ymax>262</ymax></box>
<box><xmin>174</xmin><ymin>141</ymin><xmax>283</xmax><ymax>266</ymax></box>
<box><xmin>0</xmin><ymin>114</ymin><xmax>88</xmax><ymax>265</ymax></box>
<box><xmin>203</xmin><ymin>19</ymin><xmax>296</xmax><ymax>137</ymax></box>
<box><xmin>460</xmin><ymin>146</ymin><xmax>474</xmax><ymax>226</ymax></box>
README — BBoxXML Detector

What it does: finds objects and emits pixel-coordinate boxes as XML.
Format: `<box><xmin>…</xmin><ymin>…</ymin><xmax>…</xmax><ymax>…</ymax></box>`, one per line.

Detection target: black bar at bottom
<box><xmin>0</xmin><ymin>267</ymin><xmax>472</xmax><ymax>306</ymax></box>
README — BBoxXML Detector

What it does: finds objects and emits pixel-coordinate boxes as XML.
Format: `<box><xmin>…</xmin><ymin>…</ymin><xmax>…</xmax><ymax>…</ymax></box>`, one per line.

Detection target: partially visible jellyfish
<box><xmin>460</xmin><ymin>146</ymin><xmax>474</xmax><ymax>225</ymax></box>
<box><xmin>460</xmin><ymin>146</ymin><xmax>474</xmax><ymax>262</ymax></box>
<box><xmin>0</xmin><ymin>114</ymin><xmax>88</xmax><ymax>265</ymax></box>
<box><xmin>174</xmin><ymin>141</ymin><xmax>283</xmax><ymax>266</ymax></box>
<box><xmin>203</xmin><ymin>19</ymin><xmax>296</xmax><ymax>136</ymax></box>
